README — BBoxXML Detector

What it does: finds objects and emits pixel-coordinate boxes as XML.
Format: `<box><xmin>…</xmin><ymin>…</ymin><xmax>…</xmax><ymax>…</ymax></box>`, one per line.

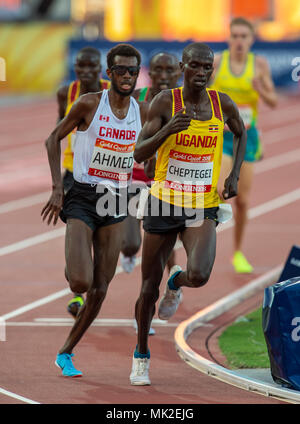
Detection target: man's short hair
<box><xmin>149</xmin><ymin>52</ymin><xmax>179</xmax><ymax>68</ymax></box>
<box><xmin>230</xmin><ymin>17</ymin><xmax>255</xmax><ymax>34</ymax></box>
<box><xmin>107</xmin><ymin>44</ymin><xmax>141</xmax><ymax>69</ymax></box>
<box><xmin>77</xmin><ymin>46</ymin><xmax>101</xmax><ymax>59</ymax></box>
<box><xmin>182</xmin><ymin>43</ymin><xmax>214</xmax><ymax>63</ymax></box>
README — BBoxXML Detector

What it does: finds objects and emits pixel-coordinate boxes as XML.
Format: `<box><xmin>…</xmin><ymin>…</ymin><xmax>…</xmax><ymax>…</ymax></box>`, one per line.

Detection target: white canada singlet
<box><xmin>73</xmin><ymin>89</ymin><xmax>142</xmax><ymax>187</ymax></box>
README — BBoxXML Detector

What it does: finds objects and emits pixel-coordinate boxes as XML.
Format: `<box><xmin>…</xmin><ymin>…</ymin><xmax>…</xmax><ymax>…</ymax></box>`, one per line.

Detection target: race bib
<box><xmin>165</xmin><ymin>150</ymin><xmax>214</xmax><ymax>193</ymax></box>
<box><xmin>88</xmin><ymin>138</ymin><xmax>134</xmax><ymax>182</ymax></box>
<box><xmin>238</xmin><ymin>105</ymin><xmax>253</xmax><ymax>129</ymax></box>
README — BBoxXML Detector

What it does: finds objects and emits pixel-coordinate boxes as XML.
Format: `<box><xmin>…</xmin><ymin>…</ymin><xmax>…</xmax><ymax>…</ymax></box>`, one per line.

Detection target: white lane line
<box><xmin>6</xmin><ymin>318</ymin><xmax>180</xmax><ymax>328</ymax></box>
<box><xmin>0</xmin><ymin>191</ymin><xmax>50</xmax><ymax>214</ymax></box>
<box><xmin>0</xmin><ymin>227</ymin><xmax>65</xmax><ymax>257</ymax></box>
<box><xmin>0</xmin><ymin>388</ymin><xmax>40</xmax><ymax>404</ymax></box>
<box><xmin>34</xmin><ymin>317</ymin><xmax>168</xmax><ymax>324</ymax></box>
<box><xmin>0</xmin><ymin>264</ymin><xmax>132</xmax><ymax>321</ymax></box>
<box><xmin>216</xmin><ymin>187</ymin><xmax>300</xmax><ymax>233</ymax></box>
<box><xmin>1</xmin><ymin>188</ymin><xmax>300</xmax><ymax>323</ymax></box>
<box><xmin>0</xmin><ymin>288</ymin><xmax>71</xmax><ymax>321</ymax></box>
<box><xmin>5</xmin><ymin>322</ymin><xmax>178</xmax><ymax>327</ymax></box>
<box><xmin>263</xmin><ymin>122</ymin><xmax>300</xmax><ymax>145</ymax></box>
<box><xmin>248</xmin><ymin>188</ymin><xmax>300</xmax><ymax>220</ymax></box>
<box><xmin>258</xmin><ymin>103</ymin><xmax>300</xmax><ymax>126</ymax></box>
<box><xmin>254</xmin><ymin>148</ymin><xmax>300</xmax><ymax>174</ymax></box>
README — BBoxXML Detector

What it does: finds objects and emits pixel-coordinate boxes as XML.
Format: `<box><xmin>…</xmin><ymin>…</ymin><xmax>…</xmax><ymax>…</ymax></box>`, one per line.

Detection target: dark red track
<box><xmin>0</xmin><ymin>94</ymin><xmax>299</xmax><ymax>404</ymax></box>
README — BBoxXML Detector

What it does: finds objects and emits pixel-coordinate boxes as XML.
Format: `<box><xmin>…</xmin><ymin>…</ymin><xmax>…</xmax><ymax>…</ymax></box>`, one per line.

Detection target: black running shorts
<box><xmin>143</xmin><ymin>195</ymin><xmax>219</xmax><ymax>234</ymax></box>
<box><xmin>62</xmin><ymin>169</ymin><xmax>75</xmax><ymax>194</ymax></box>
<box><xmin>60</xmin><ymin>181</ymin><xmax>128</xmax><ymax>231</ymax></box>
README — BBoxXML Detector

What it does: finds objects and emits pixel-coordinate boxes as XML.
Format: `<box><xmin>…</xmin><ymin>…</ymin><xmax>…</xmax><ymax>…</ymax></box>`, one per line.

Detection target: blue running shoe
<box><xmin>55</xmin><ymin>353</ymin><xmax>82</xmax><ymax>378</ymax></box>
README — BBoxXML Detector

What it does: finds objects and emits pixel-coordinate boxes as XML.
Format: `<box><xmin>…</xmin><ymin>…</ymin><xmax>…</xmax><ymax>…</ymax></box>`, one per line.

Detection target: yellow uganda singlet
<box><xmin>212</xmin><ymin>50</ymin><xmax>259</xmax><ymax>129</ymax></box>
<box><xmin>62</xmin><ymin>79</ymin><xmax>111</xmax><ymax>172</ymax></box>
<box><xmin>150</xmin><ymin>87</ymin><xmax>224</xmax><ymax>209</ymax></box>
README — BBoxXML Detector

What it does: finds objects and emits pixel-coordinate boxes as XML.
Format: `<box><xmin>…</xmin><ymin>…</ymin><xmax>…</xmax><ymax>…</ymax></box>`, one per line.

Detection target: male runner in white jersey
<box><xmin>57</xmin><ymin>46</ymin><xmax>110</xmax><ymax>194</ymax></box>
<box><xmin>41</xmin><ymin>43</ymin><xmax>147</xmax><ymax>377</ymax></box>
<box><xmin>56</xmin><ymin>46</ymin><xmax>110</xmax><ymax>318</ymax></box>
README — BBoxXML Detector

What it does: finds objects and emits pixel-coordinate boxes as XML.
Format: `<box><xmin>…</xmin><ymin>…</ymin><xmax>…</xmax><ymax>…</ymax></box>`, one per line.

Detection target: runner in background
<box><xmin>211</xmin><ymin>17</ymin><xmax>277</xmax><ymax>273</ymax></box>
<box><xmin>56</xmin><ymin>46</ymin><xmax>110</xmax><ymax>317</ymax></box>
<box><xmin>120</xmin><ymin>52</ymin><xmax>181</xmax><ymax>275</ymax></box>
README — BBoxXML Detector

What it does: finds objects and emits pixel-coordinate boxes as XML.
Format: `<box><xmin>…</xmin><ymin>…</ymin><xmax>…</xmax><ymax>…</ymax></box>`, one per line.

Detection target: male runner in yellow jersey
<box><xmin>56</xmin><ymin>46</ymin><xmax>110</xmax><ymax>317</ymax></box>
<box><xmin>212</xmin><ymin>17</ymin><xmax>277</xmax><ymax>273</ymax></box>
<box><xmin>121</xmin><ymin>52</ymin><xmax>181</xmax><ymax>275</ymax></box>
<box><xmin>129</xmin><ymin>42</ymin><xmax>247</xmax><ymax>385</ymax></box>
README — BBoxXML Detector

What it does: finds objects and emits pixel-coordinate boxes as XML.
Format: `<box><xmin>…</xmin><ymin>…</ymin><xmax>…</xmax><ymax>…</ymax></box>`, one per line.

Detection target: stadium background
<box><xmin>0</xmin><ymin>0</ymin><xmax>300</xmax><ymax>94</ymax></box>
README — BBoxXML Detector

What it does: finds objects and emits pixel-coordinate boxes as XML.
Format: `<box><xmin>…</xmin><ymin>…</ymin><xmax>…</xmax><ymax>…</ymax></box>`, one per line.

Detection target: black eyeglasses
<box><xmin>110</xmin><ymin>65</ymin><xmax>140</xmax><ymax>76</ymax></box>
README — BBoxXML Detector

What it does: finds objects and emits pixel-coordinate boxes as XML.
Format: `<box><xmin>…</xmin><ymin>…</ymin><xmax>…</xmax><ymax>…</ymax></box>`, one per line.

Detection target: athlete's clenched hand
<box><xmin>222</xmin><ymin>172</ymin><xmax>239</xmax><ymax>200</ymax></box>
<box><xmin>41</xmin><ymin>187</ymin><xmax>64</xmax><ymax>225</ymax></box>
<box><xmin>164</xmin><ymin>107</ymin><xmax>191</xmax><ymax>136</ymax></box>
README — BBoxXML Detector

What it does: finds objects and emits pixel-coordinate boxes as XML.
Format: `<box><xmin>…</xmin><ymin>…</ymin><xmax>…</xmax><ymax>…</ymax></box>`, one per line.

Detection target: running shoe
<box><xmin>130</xmin><ymin>356</ymin><xmax>151</xmax><ymax>385</ymax></box>
<box><xmin>67</xmin><ymin>295</ymin><xmax>84</xmax><ymax>318</ymax></box>
<box><xmin>121</xmin><ymin>253</ymin><xmax>136</xmax><ymax>273</ymax></box>
<box><xmin>133</xmin><ymin>319</ymin><xmax>156</xmax><ymax>336</ymax></box>
<box><xmin>232</xmin><ymin>251</ymin><xmax>253</xmax><ymax>274</ymax></box>
<box><xmin>55</xmin><ymin>353</ymin><xmax>82</xmax><ymax>378</ymax></box>
<box><xmin>158</xmin><ymin>265</ymin><xmax>182</xmax><ymax>320</ymax></box>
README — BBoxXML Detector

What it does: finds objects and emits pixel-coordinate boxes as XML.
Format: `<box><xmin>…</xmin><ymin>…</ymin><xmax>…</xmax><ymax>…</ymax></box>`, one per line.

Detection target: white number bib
<box><xmin>88</xmin><ymin>138</ymin><xmax>134</xmax><ymax>182</ymax></box>
<box><xmin>165</xmin><ymin>150</ymin><xmax>214</xmax><ymax>193</ymax></box>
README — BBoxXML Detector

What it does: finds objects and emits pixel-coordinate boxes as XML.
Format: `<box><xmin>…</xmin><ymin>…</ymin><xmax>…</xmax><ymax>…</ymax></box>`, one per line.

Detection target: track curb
<box><xmin>174</xmin><ymin>265</ymin><xmax>300</xmax><ymax>403</ymax></box>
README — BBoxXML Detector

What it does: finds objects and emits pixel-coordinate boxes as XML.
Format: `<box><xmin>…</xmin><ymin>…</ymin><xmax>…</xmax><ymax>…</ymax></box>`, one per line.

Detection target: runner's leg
<box><xmin>172</xmin><ymin>219</ymin><xmax>217</xmax><ymax>288</ymax></box>
<box><xmin>64</xmin><ymin>218</ymin><xmax>93</xmax><ymax>294</ymax></box>
<box><xmin>166</xmin><ymin>249</ymin><xmax>177</xmax><ymax>272</ymax></box>
<box><xmin>234</xmin><ymin>161</ymin><xmax>253</xmax><ymax>252</ymax></box>
<box><xmin>59</xmin><ymin>220</ymin><xmax>124</xmax><ymax>354</ymax></box>
<box><xmin>135</xmin><ymin>231</ymin><xmax>177</xmax><ymax>354</ymax></box>
<box><xmin>122</xmin><ymin>215</ymin><xmax>141</xmax><ymax>257</ymax></box>
<box><xmin>121</xmin><ymin>215</ymin><xmax>141</xmax><ymax>273</ymax></box>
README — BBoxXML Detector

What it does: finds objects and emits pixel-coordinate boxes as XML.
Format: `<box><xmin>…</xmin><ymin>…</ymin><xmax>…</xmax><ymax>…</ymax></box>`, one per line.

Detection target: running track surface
<box><xmin>0</xmin><ymin>93</ymin><xmax>300</xmax><ymax>405</ymax></box>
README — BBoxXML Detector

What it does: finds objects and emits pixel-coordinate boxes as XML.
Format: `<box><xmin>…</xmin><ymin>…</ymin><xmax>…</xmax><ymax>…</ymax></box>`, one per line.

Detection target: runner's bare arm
<box><xmin>137</xmin><ymin>99</ymin><xmax>156</xmax><ymax>177</ymax></box>
<box><xmin>253</xmin><ymin>56</ymin><xmax>277</xmax><ymax>108</ymax></box>
<box><xmin>144</xmin><ymin>157</ymin><xmax>156</xmax><ymax>179</ymax></box>
<box><xmin>134</xmin><ymin>91</ymin><xmax>191</xmax><ymax>163</ymax></box>
<box><xmin>219</xmin><ymin>92</ymin><xmax>247</xmax><ymax>199</ymax></box>
<box><xmin>138</xmin><ymin>100</ymin><xmax>149</xmax><ymax>126</ymax></box>
<box><xmin>56</xmin><ymin>85</ymin><xmax>68</xmax><ymax>122</ymax></box>
<box><xmin>41</xmin><ymin>94</ymin><xmax>99</xmax><ymax>225</ymax></box>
